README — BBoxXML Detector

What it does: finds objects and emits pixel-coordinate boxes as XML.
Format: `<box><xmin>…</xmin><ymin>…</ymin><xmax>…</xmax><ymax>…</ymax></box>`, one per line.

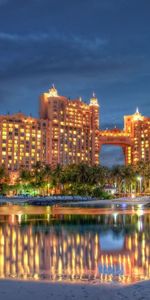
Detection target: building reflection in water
<box><xmin>0</xmin><ymin>209</ymin><xmax>150</xmax><ymax>284</ymax></box>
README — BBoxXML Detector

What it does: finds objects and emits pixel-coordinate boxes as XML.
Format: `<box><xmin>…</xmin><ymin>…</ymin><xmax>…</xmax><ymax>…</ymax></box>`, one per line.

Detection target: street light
<box><xmin>137</xmin><ymin>176</ymin><xmax>142</xmax><ymax>194</ymax></box>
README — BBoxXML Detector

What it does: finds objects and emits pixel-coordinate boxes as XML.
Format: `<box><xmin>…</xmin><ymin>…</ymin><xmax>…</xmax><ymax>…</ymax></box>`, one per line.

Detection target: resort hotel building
<box><xmin>0</xmin><ymin>85</ymin><xmax>149</xmax><ymax>172</ymax></box>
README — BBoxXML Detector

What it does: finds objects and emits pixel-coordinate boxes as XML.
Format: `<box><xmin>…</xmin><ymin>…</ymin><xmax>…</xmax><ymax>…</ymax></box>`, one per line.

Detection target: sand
<box><xmin>0</xmin><ymin>280</ymin><xmax>150</xmax><ymax>300</ymax></box>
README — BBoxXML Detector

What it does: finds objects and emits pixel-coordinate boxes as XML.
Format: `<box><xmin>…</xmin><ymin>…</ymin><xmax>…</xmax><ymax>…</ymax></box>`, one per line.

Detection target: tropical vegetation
<box><xmin>0</xmin><ymin>161</ymin><xmax>149</xmax><ymax>197</ymax></box>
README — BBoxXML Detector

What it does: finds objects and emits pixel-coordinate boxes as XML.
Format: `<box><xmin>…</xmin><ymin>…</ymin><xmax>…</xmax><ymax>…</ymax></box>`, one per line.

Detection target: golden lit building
<box><xmin>124</xmin><ymin>108</ymin><xmax>150</xmax><ymax>164</ymax></box>
<box><xmin>40</xmin><ymin>85</ymin><xmax>99</xmax><ymax>166</ymax></box>
<box><xmin>0</xmin><ymin>85</ymin><xmax>149</xmax><ymax>171</ymax></box>
<box><xmin>0</xmin><ymin>113</ymin><xmax>50</xmax><ymax>170</ymax></box>
<box><xmin>99</xmin><ymin>108</ymin><xmax>150</xmax><ymax>165</ymax></box>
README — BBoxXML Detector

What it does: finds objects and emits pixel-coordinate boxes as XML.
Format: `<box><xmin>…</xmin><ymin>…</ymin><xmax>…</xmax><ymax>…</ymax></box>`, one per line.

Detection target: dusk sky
<box><xmin>0</xmin><ymin>0</ymin><xmax>150</xmax><ymax>165</ymax></box>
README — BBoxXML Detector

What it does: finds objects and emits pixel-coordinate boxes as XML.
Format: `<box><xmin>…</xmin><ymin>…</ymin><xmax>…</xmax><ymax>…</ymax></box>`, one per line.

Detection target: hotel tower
<box><xmin>0</xmin><ymin>85</ymin><xmax>149</xmax><ymax>171</ymax></box>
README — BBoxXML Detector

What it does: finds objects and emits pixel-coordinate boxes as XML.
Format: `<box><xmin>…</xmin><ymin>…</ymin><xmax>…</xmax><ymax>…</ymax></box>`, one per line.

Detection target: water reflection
<box><xmin>0</xmin><ymin>205</ymin><xmax>150</xmax><ymax>284</ymax></box>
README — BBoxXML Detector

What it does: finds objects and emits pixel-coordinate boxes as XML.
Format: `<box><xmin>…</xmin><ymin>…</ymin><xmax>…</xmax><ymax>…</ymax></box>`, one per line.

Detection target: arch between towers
<box><xmin>98</xmin><ymin>131</ymin><xmax>132</xmax><ymax>165</ymax></box>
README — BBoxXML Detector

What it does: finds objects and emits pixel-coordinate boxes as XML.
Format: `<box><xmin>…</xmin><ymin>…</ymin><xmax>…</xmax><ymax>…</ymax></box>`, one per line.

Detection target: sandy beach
<box><xmin>0</xmin><ymin>280</ymin><xmax>150</xmax><ymax>300</ymax></box>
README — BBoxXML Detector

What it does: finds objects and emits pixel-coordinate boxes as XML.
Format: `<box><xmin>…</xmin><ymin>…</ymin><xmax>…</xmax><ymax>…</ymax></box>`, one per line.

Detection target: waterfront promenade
<box><xmin>0</xmin><ymin>195</ymin><xmax>149</xmax><ymax>207</ymax></box>
<box><xmin>0</xmin><ymin>280</ymin><xmax>150</xmax><ymax>300</ymax></box>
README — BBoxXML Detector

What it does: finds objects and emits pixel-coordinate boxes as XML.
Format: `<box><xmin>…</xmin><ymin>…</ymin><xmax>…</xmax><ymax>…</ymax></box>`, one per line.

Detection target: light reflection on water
<box><xmin>0</xmin><ymin>205</ymin><xmax>150</xmax><ymax>284</ymax></box>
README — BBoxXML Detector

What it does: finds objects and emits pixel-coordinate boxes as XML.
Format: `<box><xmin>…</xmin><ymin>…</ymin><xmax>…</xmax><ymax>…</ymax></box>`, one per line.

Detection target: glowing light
<box><xmin>89</xmin><ymin>93</ymin><xmax>99</xmax><ymax>106</ymax></box>
<box><xmin>48</xmin><ymin>84</ymin><xmax>59</xmax><ymax>97</ymax></box>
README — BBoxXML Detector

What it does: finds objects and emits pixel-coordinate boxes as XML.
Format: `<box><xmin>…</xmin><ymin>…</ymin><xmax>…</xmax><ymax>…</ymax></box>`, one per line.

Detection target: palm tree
<box><xmin>20</xmin><ymin>169</ymin><xmax>32</xmax><ymax>183</ymax></box>
<box><xmin>19</xmin><ymin>168</ymin><xmax>33</xmax><ymax>194</ymax></box>
<box><xmin>0</xmin><ymin>166</ymin><xmax>6</xmax><ymax>182</ymax></box>
<box><xmin>111</xmin><ymin>165</ymin><xmax>124</xmax><ymax>194</ymax></box>
<box><xmin>0</xmin><ymin>166</ymin><xmax>9</xmax><ymax>195</ymax></box>
<box><xmin>134</xmin><ymin>161</ymin><xmax>150</xmax><ymax>193</ymax></box>
<box><xmin>52</xmin><ymin>164</ymin><xmax>63</xmax><ymax>193</ymax></box>
<box><xmin>32</xmin><ymin>162</ymin><xmax>48</xmax><ymax>195</ymax></box>
<box><xmin>121</xmin><ymin>165</ymin><xmax>135</xmax><ymax>194</ymax></box>
<box><xmin>43</xmin><ymin>164</ymin><xmax>52</xmax><ymax>195</ymax></box>
<box><xmin>75</xmin><ymin>163</ymin><xmax>91</xmax><ymax>184</ymax></box>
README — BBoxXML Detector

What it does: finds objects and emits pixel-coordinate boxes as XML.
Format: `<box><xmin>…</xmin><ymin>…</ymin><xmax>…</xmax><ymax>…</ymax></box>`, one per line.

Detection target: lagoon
<box><xmin>0</xmin><ymin>204</ymin><xmax>149</xmax><ymax>285</ymax></box>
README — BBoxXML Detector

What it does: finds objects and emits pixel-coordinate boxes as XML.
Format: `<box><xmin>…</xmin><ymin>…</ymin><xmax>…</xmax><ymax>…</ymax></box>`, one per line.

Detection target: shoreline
<box><xmin>0</xmin><ymin>279</ymin><xmax>150</xmax><ymax>300</ymax></box>
<box><xmin>60</xmin><ymin>197</ymin><xmax>150</xmax><ymax>207</ymax></box>
<box><xmin>0</xmin><ymin>195</ymin><xmax>150</xmax><ymax>207</ymax></box>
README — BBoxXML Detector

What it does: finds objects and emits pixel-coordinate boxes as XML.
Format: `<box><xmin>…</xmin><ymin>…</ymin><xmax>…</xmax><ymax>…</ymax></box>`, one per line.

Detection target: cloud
<box><xmin>0</xmin><ymin>29</ymin><xmax>145</xmax><ymax>85</ymax></box>
<box><xmin>0</xmin><ymin>28</ymin><xmax>149</xmax><ymax>129</ymax></box>
<box><xmin>0</xmin><ymin>31</ymin><xmax>107</xmax><ymax>51</ymax></box>
<box><xmin>0</xmin><ymin>31</ymin><xmax>107</xmax><ymax>82</ymax></box>
<box><xmin>0</xmin><ymin>32</ymin><xmax>49</xmax><ymax>42</ymax></box>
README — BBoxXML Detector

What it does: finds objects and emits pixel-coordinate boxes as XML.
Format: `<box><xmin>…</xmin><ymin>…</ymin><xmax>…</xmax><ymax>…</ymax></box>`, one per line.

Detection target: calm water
<box><xmin>0</xmin><ymin>204</ymin><xmax>150</xmax><ymax>284</ymax></box>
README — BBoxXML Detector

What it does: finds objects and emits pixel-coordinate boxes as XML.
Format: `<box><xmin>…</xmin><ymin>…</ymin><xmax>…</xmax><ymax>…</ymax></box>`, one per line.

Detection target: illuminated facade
<box><xmin>0</xmin><ymin>113</ymin><xmax>50</xmax><ymax>170</ymax></box>
<box><xmin>40</xmin><ymin>86</ymin><xmax>99</xmax><ymax>166</ymax></box>
<box><xmin>0</xmin><ymin>85</ymin><xmax>149</xmax><ymax>170</ymax></box>
<box><xmin>99</xmin><ymin>108</ymin><xmax>150</xmax><ymax>165</ymax></box>
<box><xmin>124</xmin><ymin>109</ymin><xmax>150</xmax><ymax>164</ymax></box>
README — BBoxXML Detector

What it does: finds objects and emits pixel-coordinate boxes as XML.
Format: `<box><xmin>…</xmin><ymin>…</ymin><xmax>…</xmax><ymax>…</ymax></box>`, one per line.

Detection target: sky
<box><xmin>0</xmin><ymin>0</ymin><xmax>150</xmax><ymax>166</ymax></box>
